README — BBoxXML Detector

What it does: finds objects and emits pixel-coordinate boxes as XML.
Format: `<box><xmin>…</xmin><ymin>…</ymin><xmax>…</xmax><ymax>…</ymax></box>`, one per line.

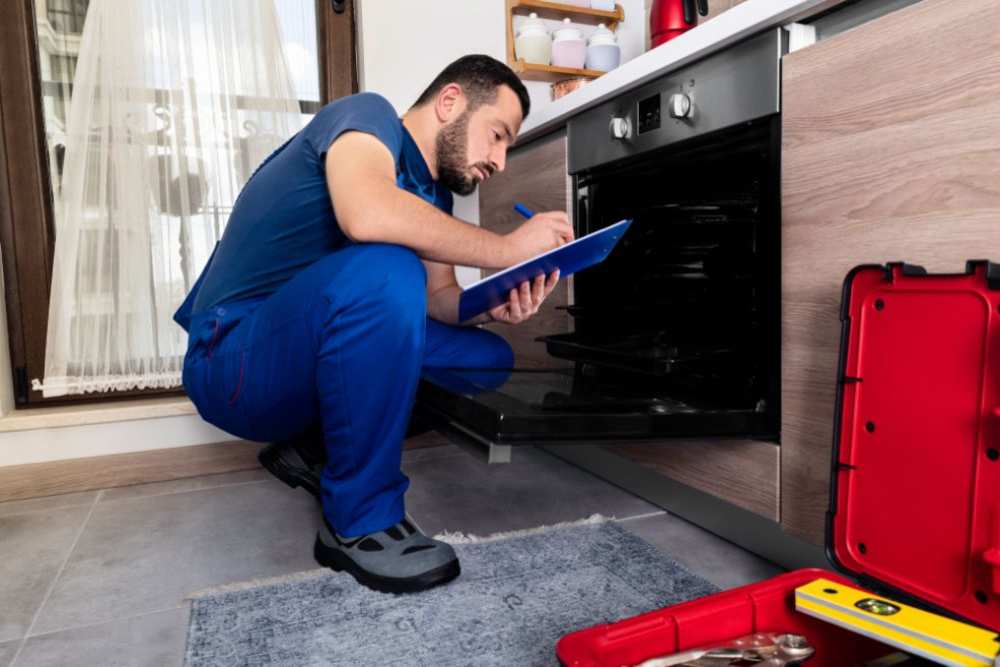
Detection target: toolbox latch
<box><xmin>986</xmin><ymin>512</ymin><xmax>1000</xmax><ymax>595</ymax></box>
<box><xmin>984</xmin><ymin>547</ymin><xmax>1000</xmax><ymax>595</ymax></box>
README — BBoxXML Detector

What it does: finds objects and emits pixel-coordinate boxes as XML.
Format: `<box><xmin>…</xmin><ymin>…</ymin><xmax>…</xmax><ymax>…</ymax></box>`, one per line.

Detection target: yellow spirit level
<box><xmin>795</xmin><ymin>579</ymin><xmax>1000</xmax><ymax>666</ymax></box>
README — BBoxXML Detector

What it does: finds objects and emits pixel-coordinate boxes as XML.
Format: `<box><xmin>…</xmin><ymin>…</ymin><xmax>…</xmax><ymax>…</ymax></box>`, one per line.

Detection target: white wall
<box><xmin>357</xmin><ymin>1</ymin><xmax>507</xmax><ymax>115</ymax></box>
<box><xmin>0</xmin><ymin>416</ymin><xmax>233</xmax><ymax>467</ymax></box>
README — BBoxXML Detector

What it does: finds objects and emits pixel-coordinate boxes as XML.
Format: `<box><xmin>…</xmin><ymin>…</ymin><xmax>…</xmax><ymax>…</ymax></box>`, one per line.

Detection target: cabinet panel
<box><xmin>780</xmin><ymin>0</ymin><xmax>1000</xmax><ymax>543</ymax></box>
<box><xmin>478</xmin><ymin>132</ymin><xmax>573</xmax><ymax>368</ymax></box>
<box><xmin>606</xmin><ymin>439</ymin><xmax>779</xmax><ymax>520</ymax></box>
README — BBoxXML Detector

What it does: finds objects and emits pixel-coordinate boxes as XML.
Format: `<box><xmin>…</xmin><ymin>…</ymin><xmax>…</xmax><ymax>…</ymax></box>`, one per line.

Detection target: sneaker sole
<box><xmin>313</xmin><ymin>534</ymin><xmax>461</xmax><ymax>594</ymax></box>
<box><xmin>258</xmin><ymin>442</ymin><xmax>321</xmax><ymax>500</ymax></box>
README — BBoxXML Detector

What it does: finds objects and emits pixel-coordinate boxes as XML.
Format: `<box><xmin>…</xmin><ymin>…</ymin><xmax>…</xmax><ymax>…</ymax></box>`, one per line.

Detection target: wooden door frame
<box><xmin>0</xmin><ymin>0</ymin><xmax>59</xmax><ymax>407</ymax></box>
<box><xmin>0</xmin><ymin>0</ymin><xmax>358</xmax><ymax>407</ymax></box>
<box><xmin>317</xmin><ymin>0</ymin><xmax>359</xmax><ymax>103</ymax></box>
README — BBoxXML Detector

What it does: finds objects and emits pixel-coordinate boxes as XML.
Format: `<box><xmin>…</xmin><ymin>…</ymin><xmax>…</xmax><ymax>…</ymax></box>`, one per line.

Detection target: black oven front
<box><xmin>417</xmin><ymin>29</ymin><xmax>786</xmax><ymax>450</ymax></box>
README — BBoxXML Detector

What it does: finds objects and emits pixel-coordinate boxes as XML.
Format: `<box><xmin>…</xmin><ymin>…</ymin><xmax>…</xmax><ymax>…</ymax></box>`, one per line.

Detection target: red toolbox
<box><xmin>557</xmin><ymin>261</ymin><xmax>1000</xmax><ymax>667</ymax></box>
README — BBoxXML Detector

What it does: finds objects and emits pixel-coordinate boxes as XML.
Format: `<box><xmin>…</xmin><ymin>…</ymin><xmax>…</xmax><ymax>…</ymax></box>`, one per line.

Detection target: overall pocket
<box><xmin>185</xmin><ymin>309</ymin><xmax>254</xmax><ymax>438</ymax></box>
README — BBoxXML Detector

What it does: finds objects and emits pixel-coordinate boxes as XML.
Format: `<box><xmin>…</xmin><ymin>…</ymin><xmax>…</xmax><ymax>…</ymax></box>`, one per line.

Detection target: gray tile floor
<box><xmin>0</xmin><ymin>443</ymin><xmax>783</xmax><ymax>666</ymax></box>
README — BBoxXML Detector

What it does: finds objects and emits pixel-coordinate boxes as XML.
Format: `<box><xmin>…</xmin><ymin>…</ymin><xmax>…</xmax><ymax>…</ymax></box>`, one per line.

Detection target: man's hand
<box><xmin>488</xmin><ymin>270</ymin><xmax>560</xmax><ymax>325</ymax></box>
<box><xmin>502</xmin><ymin>212</ymin><xmax>574</xmax><ymax>265</ymax></box>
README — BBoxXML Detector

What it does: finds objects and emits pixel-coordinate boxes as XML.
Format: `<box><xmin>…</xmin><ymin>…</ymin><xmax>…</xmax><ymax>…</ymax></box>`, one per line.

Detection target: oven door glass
<box><xmin>417</xmin><ymin>367</ymin><xmax>770</xmax><ymax>444</ymax></box>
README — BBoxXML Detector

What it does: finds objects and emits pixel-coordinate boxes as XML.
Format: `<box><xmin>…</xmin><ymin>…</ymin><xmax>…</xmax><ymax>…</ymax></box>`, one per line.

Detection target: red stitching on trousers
<box><xmin>228</xmin><ymin>350</ymin><xmax>245</xmax><ymax>404</ymax></box>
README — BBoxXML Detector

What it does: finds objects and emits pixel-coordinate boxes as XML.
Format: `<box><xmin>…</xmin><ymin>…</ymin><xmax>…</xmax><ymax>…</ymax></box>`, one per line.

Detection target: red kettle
<box><xmin>650</xmin><ymin>0</ymin><xmax>709</xmax><ymax>48</ymax></box>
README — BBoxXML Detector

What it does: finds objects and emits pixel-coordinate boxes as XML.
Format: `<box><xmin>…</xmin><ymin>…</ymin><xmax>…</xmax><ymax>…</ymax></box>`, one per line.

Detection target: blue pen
<box><xmin>513</xmin><ymin>203</ymin><xmax>534</xmax><ymax>219</ymax></box>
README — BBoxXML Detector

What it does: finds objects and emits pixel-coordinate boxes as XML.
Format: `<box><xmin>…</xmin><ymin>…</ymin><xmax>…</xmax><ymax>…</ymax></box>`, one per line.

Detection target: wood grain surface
<box><xmin>478</xmin><ymin>132</ymin><xmax>574</xmax><ymax>369</ymax></box>
<box><xmin>0</xmin><ymin>432</ymin><xmax>450</xmax><ymax>502</ymax></box>
<box><xmin>606</xmin><ymin>438</ymin><xmax>779</xmax><ymax>519</ymax></box>
<box><xmin>780</xmin><ymin>0</ymin><xmax>1000</xmax><ymax>543</ymax></box>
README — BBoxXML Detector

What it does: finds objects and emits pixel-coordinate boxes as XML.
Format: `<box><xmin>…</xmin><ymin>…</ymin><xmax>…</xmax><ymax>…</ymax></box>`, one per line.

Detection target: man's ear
<box><xmin>434</xmin><ymin>83</ymin><xmax>465</xmax><ymax>123</ymax></box>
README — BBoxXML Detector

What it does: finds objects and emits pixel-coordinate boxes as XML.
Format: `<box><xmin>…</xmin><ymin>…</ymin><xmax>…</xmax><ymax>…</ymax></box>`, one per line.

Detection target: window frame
<box><xmin>0</xmin><ymin>0</ymin><xmax>358</xmax><ymax>407</ymax></box>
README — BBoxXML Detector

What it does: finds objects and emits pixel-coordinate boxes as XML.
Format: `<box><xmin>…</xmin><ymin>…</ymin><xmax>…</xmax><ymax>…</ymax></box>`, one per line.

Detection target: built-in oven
<box><xmin>417</xmin><ymin>29</ymin><xmax>787</xmax><ymax>459</ymax></box>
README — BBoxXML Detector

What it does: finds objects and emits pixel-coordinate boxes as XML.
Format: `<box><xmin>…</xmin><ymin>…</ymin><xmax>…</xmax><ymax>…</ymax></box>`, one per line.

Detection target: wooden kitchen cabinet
<box><xmin>478</xmin><ymin>130</ymin><xmax>573</xmax><ymax>368</ymax></box>
<box><xmin>780</xmin><ymin>0</ymin><xmax>1000</xmax><ymax>543</ymax></box>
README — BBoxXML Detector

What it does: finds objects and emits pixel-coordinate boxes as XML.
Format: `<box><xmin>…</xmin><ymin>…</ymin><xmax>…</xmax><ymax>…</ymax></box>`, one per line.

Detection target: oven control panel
<box><xmin>568</xmin><ymin>28</ymin><xmax>785</xmax><ymax>174</ymax></box>
<box><xmin>637</xmin><ymin>93</ymin><xmax>661</xmax><ymax>135</ymax></box>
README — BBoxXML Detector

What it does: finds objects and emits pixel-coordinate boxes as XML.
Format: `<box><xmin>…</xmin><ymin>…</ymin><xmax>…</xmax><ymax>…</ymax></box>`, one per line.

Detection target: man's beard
<box><xmin>435</xmin><ymin>110</ymin><xmax>492</xmax><ymax>196</ymax></box>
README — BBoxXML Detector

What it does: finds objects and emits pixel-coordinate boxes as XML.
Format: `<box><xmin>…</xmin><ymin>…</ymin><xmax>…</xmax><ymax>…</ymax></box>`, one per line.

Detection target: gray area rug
<box><xmin>184</xmin><ymin>517</ymin><xmax>718</xmax><ymax>666</ymax></box>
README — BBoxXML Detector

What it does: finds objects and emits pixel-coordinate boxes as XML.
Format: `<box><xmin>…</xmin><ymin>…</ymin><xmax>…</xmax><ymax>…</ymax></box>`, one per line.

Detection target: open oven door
<box><xmin>416</xmin><ymin>364</ymin><xmax>774</xmax><ymax>457</ymax></box>
<box><xmin>415</xmin><ymin>285</ymin><xmax>779</xmax><ymax>462</ymax></box>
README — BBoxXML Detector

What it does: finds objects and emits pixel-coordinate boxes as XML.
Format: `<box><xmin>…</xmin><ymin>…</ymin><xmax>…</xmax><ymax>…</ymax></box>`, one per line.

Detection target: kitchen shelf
<box><xmin>511</xmin><ymin>60</ymin><xmax>607</xmax><ymax>82</ymax></box>
<box><xmin>506</xmin><ymin>0</ymin><xmax>624</xmax><ymax>83</ymax></box>
<box><xmin>509</xmin><ymin>0</ymin><xmax>624</xmax><ymax>29</ymax></box>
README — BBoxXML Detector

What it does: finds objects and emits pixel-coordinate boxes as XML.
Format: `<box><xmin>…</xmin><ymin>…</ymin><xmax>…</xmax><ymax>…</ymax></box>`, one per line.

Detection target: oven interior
<box><xmin>417</xmin><ymin>117</ymin><xmax>781</xmax><ymax>444</ymax></box>
<box><xmin>552</xmin><ymin>117</ymin><xmax>781</xmax><ymax>438</ymax></box>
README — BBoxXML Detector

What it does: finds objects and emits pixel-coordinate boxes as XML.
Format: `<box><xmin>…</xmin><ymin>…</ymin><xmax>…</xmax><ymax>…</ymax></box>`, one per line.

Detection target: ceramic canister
<box><xmin>551</xmin><ymin>18</ymin><xmax>586</xmax><ymax>69</ymax></box>
<box><xmin>514</xmin><ymin>12</ymin><xmax>551</xmax><ymax>65</ymax></box>
<box><xmin>585</xmin><ymin>22</ymin><xmax>620</xmax><ymax>71</ymax></box>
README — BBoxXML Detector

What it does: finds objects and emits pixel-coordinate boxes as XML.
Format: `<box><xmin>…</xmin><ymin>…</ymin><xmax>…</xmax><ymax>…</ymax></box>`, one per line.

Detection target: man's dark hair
<box><xmin>413</xmin><ymin>54</ymin><xmax>530</xmax><ymax>120</ymax></box>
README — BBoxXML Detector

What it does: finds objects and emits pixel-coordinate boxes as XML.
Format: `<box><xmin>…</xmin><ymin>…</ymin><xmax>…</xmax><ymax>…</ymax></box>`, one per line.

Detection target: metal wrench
<box><xmin>632</xmin><ymin>633</ymin><xmax>814</xmax><ymax>667</ymax></box>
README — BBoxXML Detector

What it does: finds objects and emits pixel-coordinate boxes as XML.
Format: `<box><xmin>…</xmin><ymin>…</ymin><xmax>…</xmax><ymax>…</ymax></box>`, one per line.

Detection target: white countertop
<box><xmin>517</xmin><ymin>0</ymin><xmax>837</xmax><ymax>143</ymax></box>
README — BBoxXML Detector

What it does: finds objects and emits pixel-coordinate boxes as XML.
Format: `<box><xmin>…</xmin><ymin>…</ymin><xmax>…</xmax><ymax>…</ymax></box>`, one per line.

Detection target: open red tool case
<box><xmin>557</xmin><ymin>261</ymin><xmax>1000</xmax><ymax>666</ymax></box>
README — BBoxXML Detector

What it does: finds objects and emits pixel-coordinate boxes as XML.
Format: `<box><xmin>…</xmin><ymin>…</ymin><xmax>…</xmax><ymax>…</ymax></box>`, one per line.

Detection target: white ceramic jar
<box><xmin>585</xmin><ymin>22</ymin><xmax>621</xmax><ymax>71</ymax></box>
<box><xmin>514</xmin><ymin>13</ymin><xmax>551</xmax><ymax>65</ymax></box>
<box><xmin>551</xmin><ymin>18</ymin><xmax>586</xmax><ymax>69</ymax></box>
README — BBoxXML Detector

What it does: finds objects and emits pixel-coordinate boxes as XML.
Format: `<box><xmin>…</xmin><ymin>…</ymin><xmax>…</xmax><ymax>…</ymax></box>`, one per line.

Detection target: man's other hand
<box><xmin>502</xmin><ymin>211</ymin><xmax>573</xmax><ymax>265</ymax></box>
<box><xmin>488</xmin><ymin>270</ymin><xmax>560</xmax><ymax>325</ymax></box>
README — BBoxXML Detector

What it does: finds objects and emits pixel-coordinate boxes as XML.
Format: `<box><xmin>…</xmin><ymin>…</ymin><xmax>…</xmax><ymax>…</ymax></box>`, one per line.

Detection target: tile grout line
<box><xmin>15</xmin><ymin>602</ymin><xmax>188</xmax><ymax>643</ymax></box>
<box><xmin>0</xmin><ymin>500</ymin><xmax>97</xmax><ymax>519</ymax></box>
<box><xmin>0</xmin><ymin>476</ymin><xmax>271</xmax><ymax>518</ymax></box>
<box><xmin>10</xmin><ymin>490</ymin><xmax>103</xmax><ymax>667</ymax></box>
<box><xmin>97</xmin><ymin>477</ymin><xmax>271</xmax><ymax>506</ymax></box>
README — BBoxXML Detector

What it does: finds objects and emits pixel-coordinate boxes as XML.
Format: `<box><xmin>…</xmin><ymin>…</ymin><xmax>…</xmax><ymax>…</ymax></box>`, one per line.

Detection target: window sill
<box><xmin>0</xmin><ymin>396</ymin><xmax>198</xmax><ymax>433</ymax></box>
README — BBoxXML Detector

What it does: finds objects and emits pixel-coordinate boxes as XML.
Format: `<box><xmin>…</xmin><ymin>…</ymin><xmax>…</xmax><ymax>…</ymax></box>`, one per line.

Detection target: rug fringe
<box><xmin>433</xmin><ymin>513</ymin><xmax>614</xmax><ymax>544</ymax></box>
<box><xmin>186</xmin><ymin>514</ymin><xmax>616</xmax><ymax>599</ymax></box>
<box><xmin>187</xmin><ymin>568</ymin><xmax>330</xmax><ymax>600</ymax></box>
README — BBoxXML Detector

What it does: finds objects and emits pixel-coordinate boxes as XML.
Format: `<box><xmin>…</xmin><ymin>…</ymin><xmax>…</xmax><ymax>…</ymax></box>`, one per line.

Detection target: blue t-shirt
<box><xmin>180</xmin><ymin>92</ymin><xmax>453</xmax><ymax>323</ymax></box>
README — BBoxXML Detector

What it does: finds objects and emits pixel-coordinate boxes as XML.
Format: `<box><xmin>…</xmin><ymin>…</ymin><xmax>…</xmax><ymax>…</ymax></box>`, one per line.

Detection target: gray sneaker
<box><xmin>314</xmin><ymin>517</ymin><xmax>460</xmax><ymax>594</ymax></box>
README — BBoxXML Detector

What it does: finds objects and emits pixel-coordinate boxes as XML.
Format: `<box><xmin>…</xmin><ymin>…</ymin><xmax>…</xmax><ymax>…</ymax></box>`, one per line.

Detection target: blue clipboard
<box><xmin>458</xmin><ymin>218</ymin><xmax>632</xmax><ymax>322</ymax></box>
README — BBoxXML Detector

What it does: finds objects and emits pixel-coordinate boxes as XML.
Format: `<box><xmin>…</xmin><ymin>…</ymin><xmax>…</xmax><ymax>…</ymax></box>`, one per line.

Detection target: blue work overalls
<box><xmin>175</xmin><ymin>242</ymin><xmax>512</xmax><ymax>537</ymax></box>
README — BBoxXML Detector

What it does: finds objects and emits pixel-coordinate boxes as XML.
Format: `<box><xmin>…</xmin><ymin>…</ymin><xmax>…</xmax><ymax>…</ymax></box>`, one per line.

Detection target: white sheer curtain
<box><xmin>34</xmin><ymin>0</ymin><xmax>302</xmax><ymax>397</ymax></box>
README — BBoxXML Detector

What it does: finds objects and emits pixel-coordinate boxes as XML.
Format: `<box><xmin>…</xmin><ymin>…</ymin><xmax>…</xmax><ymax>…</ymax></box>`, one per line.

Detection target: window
<box><xmin>0</xmin><ymin>0</ymin><xmax>358</xmax><ymax>405</ymax></box>
<box><xmin>46</xmin><ymin>0</ymin><xmax>89</xmax><ymax>35</ymax></box>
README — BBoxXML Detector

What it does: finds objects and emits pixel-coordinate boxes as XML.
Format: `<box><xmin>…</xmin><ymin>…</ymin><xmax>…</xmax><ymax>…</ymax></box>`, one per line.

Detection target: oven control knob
<box><xmin>668</xmin><ymin>93</ymin><xmax>692</xmax><ymax>119</ymax></box>
<box><xmin>609</xmin><ymin>116</ymin><xmax>631</xmax><ymax>140</ymax></box>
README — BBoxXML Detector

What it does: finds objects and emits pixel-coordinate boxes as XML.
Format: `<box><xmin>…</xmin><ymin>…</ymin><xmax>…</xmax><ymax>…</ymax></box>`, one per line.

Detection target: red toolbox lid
<box><xmin>830</xmin><ymin>260</ymin><xmax>1000</xmax><ymax>632</ymax></box>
